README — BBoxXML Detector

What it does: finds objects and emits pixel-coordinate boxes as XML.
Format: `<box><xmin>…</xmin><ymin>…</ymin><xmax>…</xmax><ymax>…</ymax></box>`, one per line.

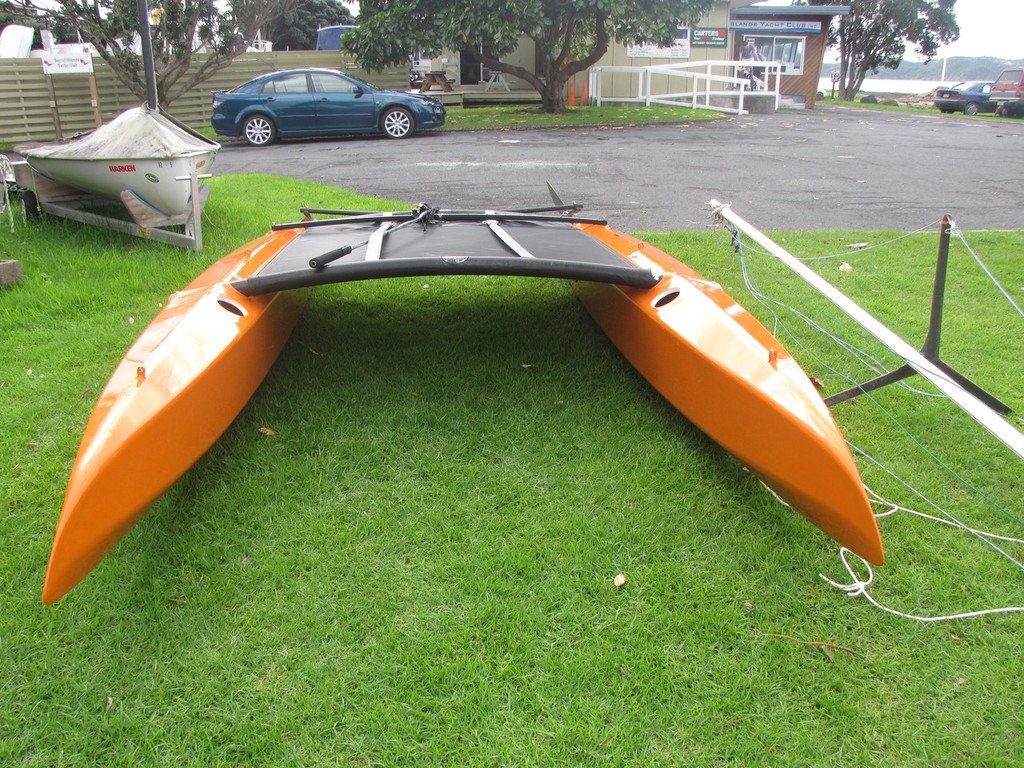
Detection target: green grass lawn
<box><xmin>440</xmin><ymin>104</ymin><xmax>717</xmax><ymax>130</ymax></box>
<box><xmin>180</xmin><ymin>104</ymin><xmax>717</xmax><ymax>145</ymax></box>
<box><xmin>1</xmin><ymin>176</ymin><xmax>1022</xmax><ymax>766</ymax></box>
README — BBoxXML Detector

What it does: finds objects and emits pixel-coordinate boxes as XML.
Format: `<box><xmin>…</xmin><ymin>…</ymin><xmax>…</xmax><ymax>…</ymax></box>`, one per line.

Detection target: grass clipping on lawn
<box><xmin>1</xmin><ymin>175</ymin><xmax>1023</xmax><ymax>766</ymax></box>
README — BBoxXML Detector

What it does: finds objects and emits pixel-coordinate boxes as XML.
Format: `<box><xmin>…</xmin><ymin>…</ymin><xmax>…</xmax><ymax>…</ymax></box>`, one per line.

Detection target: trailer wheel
<box><xmin>22</xmin><ymin>190</ymin><xmax>40</xmax><ymax>221</ymax></box>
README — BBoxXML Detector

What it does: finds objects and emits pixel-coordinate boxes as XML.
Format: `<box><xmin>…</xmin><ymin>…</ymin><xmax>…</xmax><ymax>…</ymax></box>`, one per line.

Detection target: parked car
<box><xmin>990</xmin><ymin>66</ymin><xmax>1024</xmax><ymax>117</ymax></box>
<box><xmin>933</xmin><ymin>81</ymin><xmax>996</xmax><ymax>116</ymax></box>
<box><xmin>211</xmin><ymin>68</ymin><xmax>446</xmax><ymax>146</ymax></box>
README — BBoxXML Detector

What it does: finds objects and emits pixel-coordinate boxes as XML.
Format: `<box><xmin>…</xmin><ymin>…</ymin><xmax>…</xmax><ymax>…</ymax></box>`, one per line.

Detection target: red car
<box><xmin>990</xmin><ymin>66</ymin><xmax>1024</xmax><ymax>117</ymax></box>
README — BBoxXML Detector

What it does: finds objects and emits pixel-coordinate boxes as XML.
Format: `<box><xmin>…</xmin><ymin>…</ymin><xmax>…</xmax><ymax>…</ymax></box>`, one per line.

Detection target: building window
<box><xmin>739</xmin><ymin>35</ymin><xmax>805</xmax><ymax>75</ymax></box>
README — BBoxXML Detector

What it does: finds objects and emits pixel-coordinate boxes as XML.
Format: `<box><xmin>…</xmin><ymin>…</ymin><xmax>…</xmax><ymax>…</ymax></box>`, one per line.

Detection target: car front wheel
<box><xmin>380</xmin><ymin>107</ymin><xmax>414</xmax><ymax>139</ymax></box>
<box><xmin>242</xmin><ymin>115</ymin><xmax>277</xmax><ymax>146</ymax></box>
<box><xmin>964</xmin><ymin>102</ymin><xmax>980</xmax><ymax>116</ymax></box>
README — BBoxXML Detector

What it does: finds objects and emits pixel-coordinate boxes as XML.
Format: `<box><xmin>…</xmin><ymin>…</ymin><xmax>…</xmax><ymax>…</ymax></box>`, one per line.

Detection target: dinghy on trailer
<box><xmin>43</xmin><ymin>201</ymin><xmax>883</xmax><ymax>604</ymax></box>
<box><xmin>16</xmin><ymin>106</ymin><xmax>219</xmax><ymax>228</ymax></box>
<box><xmin>12</xmin><ymin>0</ymin><xmax>219</xmax><ymax>249</ymax></box>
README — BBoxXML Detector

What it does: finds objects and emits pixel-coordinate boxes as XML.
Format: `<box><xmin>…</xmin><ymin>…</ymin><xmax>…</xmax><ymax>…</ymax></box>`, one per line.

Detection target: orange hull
<box><xmin>574</xmin><ymin>223</ymin><xmax>883</xmax><ymax>565</ymax></box>
<box><xmin>43</xmin><ymin>230</ymin><xmax>307</xmax><ymax>604</ymax></box>
<box><xmin>45</xmin><ymin>212</ymin><xmax>882</xmax><ymax>604</ymax></box>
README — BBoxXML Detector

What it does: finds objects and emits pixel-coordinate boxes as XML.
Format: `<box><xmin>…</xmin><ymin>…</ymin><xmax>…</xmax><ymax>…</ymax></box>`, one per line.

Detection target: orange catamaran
<box><xmin>43</xmin><ymin>203</ymin><xmax>883</xmax><ymax>604</ymax></box>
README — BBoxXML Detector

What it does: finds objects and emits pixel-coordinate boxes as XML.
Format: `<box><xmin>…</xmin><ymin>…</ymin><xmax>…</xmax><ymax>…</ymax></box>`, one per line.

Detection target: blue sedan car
<box><xmin>933</xmin><ymin>81</ymin><xmax>996</xmax><ymax>116</ymax></box>
<box><xmin>211</xmin><ymin>68</ymin><xmax>446</xmax><ymax>146</ymax></box>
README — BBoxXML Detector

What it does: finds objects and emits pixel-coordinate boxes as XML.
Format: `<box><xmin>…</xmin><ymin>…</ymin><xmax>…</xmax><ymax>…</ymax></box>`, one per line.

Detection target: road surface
<box><xmin>212</xmin><ymin>105</ymin><xmax>1024</xmax><ymax>232</ymax></box>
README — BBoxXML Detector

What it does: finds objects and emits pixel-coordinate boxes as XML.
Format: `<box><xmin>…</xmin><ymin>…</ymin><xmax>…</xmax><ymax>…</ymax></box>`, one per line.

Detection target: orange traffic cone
<box><xmin>568</xmin><ymin>80</ymin><xmax>576</xmax><ymax>106</ymax></box>
<box><xmin>581</xmin><ymin>79</ymin><xmax>589</xmax><ymax>106</ymax></box>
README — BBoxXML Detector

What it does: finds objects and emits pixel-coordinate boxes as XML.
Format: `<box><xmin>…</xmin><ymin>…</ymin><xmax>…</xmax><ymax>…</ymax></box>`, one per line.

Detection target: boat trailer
<box><xmin>9</xmin><ymin>157</ymin><xmax>210</xmax><ymax>251</ymax></box>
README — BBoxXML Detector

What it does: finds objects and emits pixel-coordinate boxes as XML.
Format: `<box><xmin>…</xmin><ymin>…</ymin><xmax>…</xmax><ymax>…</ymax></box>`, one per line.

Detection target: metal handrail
<box><xmin>590</xmin><ymin>59</ymin><xmax>782</xmax><ymax>115</ymax></box>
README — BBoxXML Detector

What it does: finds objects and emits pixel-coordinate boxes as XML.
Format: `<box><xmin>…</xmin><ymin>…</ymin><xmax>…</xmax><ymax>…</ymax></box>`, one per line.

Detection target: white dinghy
<box><xmin>17</xmin><ymin>106</ymin><xmax>219</xmax><ymax>228</ymax></box>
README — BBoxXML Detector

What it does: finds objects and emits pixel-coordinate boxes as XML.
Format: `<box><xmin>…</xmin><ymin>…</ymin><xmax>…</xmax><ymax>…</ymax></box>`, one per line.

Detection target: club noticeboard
<box><xmin>627</xmin><ymin>29</ymin><xmax>691</xmax><ymax>59</ymax></box>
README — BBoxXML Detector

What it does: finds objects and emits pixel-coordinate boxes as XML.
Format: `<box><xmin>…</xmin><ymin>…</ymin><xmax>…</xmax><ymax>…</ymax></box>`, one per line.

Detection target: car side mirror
<box><xmin>352</xmin><ymin>86</ymin><xmax>364</xmax><ymax>96</ymax></box>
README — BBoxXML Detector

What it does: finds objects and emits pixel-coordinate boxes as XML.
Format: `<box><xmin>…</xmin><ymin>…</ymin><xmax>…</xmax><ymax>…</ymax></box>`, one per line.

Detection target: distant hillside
<box><xmin>821</xmin><ymin>56</ymin><xmax>1024</xmax><ymax>82</ymax></box>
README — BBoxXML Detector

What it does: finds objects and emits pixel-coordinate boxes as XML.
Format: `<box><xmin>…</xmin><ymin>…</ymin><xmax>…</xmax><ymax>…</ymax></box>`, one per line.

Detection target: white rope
<box><xmin>758</xmin><ymin>475</ymin><xmax>1024</xmax><ymax>622</ymax></box>
<box><xmin>820</xmin><ymin>547</ymin><xmax>1024</xmax><ymax>622</ymax></box>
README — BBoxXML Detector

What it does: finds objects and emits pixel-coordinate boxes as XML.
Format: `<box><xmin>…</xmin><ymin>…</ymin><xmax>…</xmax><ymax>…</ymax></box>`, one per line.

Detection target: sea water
<box><xmin>817</xmin><ymin>77</ymin><xmax>954</xmax><ymax>95</ymax></box>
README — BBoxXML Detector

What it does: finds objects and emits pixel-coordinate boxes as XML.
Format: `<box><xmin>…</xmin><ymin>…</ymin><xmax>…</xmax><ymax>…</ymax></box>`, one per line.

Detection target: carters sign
<box><xmin>691</xmin><ymin>28</ymin><xmax>728</xmax><ymax>47</ymax></box>
<box><xmin>41</xmin><ymin>54</ymin><xmax>94</xmax><ymax>75</ymax></box>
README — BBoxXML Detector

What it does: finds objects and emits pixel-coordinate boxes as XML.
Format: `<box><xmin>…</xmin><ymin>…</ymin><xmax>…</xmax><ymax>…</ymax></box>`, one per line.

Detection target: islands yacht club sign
<box><xmin>731</xmin><ymin>20</ymin><xmax>823</xmax><ymax>34</ymax></box>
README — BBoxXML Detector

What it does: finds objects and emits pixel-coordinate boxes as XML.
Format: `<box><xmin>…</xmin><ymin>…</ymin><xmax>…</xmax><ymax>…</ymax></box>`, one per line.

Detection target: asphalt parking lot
<box><xmin>213</xmin><ymin>105</ymin><xmax>1024</xmax><ymax>233</ymax></box>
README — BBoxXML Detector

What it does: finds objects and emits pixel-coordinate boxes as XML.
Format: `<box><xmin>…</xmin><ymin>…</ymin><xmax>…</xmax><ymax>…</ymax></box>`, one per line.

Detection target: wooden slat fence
<box><xmin>0</xmin><ymin>52</ymin><xmax>406</xmax><ymax>144</ymax></box>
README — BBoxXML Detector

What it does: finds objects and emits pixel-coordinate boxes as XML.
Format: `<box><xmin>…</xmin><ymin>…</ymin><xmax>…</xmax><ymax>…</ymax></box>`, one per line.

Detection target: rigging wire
<box><xmin>719</xmin><ymin>221</ymin><xmax>1024</xmax><ymax>621</ymax></box>
<box><xmin>790</xmin><ymin>218</ymin><xmax>944</xmax><ymax>262</ymax></box>
<box><xmin>730</xmin><ymin>229</ymin><xmax>942</xmax><ymax>399</ymax></box>
<box><xmin>851</xmin><ymin>446</ymin><xmax>1024</xmax><ymax>569</ymax></box>
<box><xmin>729</xmin><ymin>225</ymin><xmax>1022</xmax><ymax>527</ymax></box>
<box><xmin>949</xmin><ymin>225</ymin><xmax>1024</xmax><ymax>320</ymax></box>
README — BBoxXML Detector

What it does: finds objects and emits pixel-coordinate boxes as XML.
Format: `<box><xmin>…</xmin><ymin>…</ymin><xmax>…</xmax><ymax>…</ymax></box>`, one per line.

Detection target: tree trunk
<box><xmin>838</xmin><ymin>67</ymin><xmax>867</xmax><ymax>100</ymax></box>
<box><xmin>474</xmin><ymin>52</ymin><xmax>573</xmax><ymax>113</ymax></box>
<box><xmin>836</xmin><ymin>47</ymin><xmax>868</xmax><ymax>101</ymax></box>
<box><xmin>473</xmin><ymin>11</ymin><xmax>608</xmax><ymax>113</ymax></box>
<box><xmin>539</xmin><ymin>70</ymin><xmax>571</xmax><ymax>113</ymax></box>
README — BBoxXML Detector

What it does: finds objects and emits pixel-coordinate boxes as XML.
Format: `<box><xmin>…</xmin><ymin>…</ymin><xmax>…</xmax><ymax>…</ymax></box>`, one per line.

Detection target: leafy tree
<box><xmin>344</xmin><ymin>0</ymin><xmax>716</xmax><ymax>112</ymax></box>
<box><xmin>1</xmin><ymin>1</ymin><xmax>34</xmax><ymax>27</ymax></box>
<box><xmin>23</xmin><ymin>0</ymin><xmax>294</xmax><ymax>106</ymax></box>
<box><xmin>807</xmin><ymin>0</ymin><xmax>958</xmax><ymax>100</ymax></box>
<box><xmin>265</xmin><ymin>0</ymin><xmax>354</xmax><ymax>51</ymax></box>
<box><xmin>1</xmin><ymin>0</ymin><xmax>73</xmax><ymax>38</ymax></box>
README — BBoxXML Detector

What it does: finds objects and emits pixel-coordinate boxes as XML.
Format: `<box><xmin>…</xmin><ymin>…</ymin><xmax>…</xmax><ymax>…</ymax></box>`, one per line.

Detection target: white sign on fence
<box><xmin>627</xmin><ymin>29</ymin><xmax>691</xmax><ymax>59</ymax></box>
<box><xmin>41</xmin><ymin>54</ymin><xmax>94</xmax><ymax>75</ymax></box>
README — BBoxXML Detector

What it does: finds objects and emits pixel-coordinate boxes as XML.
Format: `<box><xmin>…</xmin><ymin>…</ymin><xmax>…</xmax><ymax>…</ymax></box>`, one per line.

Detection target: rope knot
<box><xmin>819</xmin><ymin>548</ymin><xmax>874</xmax><ymax>598</ymax></box>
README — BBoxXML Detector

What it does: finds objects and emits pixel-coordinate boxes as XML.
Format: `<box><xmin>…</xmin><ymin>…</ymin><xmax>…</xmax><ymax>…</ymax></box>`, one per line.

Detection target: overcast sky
<box><xmin>341</xmin><ymin>2</ymin><xmax>1018</xmax><ymax>61</ymax></box>
<box><xmin>754</xmin><ymin>1</ymin><xmax>1021</xmax><ymax>61</ymax></box>
<box><xmin>936</xmin><ymin>0</ymin><xmax>1022</xmax><ymax>60</ymax></box>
